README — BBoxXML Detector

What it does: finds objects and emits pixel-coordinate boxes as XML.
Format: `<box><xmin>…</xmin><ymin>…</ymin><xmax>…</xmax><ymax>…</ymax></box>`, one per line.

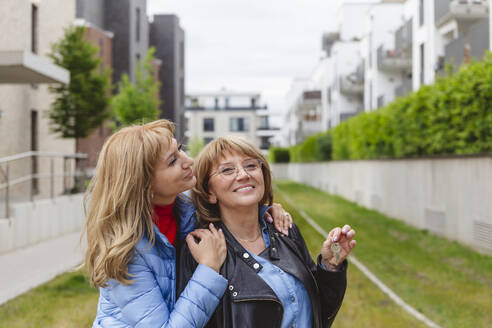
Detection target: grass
<box><xmin>1</xmin><ymin>180</ymin><xmax>490</xmax><ymax>327</ymax></box>
<box><xmin>0</xmin><ymin>269</ymin><xmax>98</xmax><ymax>328</ymax></box>
<box><xmin>274</xmin><ymin>180</ymin><xmax>492</xmax><ymax>328</ymax></box>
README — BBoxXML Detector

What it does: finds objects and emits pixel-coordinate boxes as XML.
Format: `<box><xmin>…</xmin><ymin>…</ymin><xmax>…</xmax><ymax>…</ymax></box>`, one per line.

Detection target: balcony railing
<box><xmin>340</xmin><ymin>75</ymin><xmax>364</xmax><ymax>96</ymax></box>
<box><xmin>0</xmin><ymin>151</ymin><xmax>88</xmax><ymax>218</ymax></box>
<box><xmin>377</xmin><ymin>45</ymin><xmax>412</xmax><ymax>72</ymax></box>
<box><xmin>395</xmin><ymin>19</ymin><xmax>413</xmax><ymax>53</ymax></box>
<box><xmin>435</xmin><ymin>0</ymin><xmax>489</xmax><ymax>27</ymax></box>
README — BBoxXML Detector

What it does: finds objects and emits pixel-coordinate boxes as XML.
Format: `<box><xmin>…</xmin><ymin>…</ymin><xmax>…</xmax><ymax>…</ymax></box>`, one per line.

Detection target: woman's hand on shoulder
<box><xmin>321</xmin><ymin>224</ymin><xmax>356</xmax><ymax>270</ymax></box>
<box><xmin>185</xmin><ymin>223</ymin><xmax>227</xmax><ymax>273</ymax></box>
<box><xmin>264</xmin><ymin>202</ymin><xmax>293</xmax><ymax>236</ymax></box>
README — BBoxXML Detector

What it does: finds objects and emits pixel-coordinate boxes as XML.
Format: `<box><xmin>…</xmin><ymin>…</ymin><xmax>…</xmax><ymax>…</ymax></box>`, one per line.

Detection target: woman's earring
<box><xmin>150</xmin><ymin>192</ymin><xmax>154</xmax><ymax>200</ymax></box>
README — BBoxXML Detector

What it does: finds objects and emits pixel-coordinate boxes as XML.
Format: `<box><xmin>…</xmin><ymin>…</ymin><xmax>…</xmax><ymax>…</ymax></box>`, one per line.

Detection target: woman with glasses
<box><xmin>177</xmin><ymin>136</ymin><xmax>356</xmax><ymax>328</ymax></box>
<box><xmin>84</xmin><ymin>120</ymin><xmax>292</xmax><ymax>327</ymax></box>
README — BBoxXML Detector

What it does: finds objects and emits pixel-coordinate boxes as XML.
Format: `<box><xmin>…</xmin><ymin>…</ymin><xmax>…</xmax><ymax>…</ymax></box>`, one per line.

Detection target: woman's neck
<box><xmin>220</xmin><ymin>205</ymin><xmax>260</xmax><ymax>241</ymax></box>
<box><xmin>152</xmin><ymin>195</ymin><xmax>176</xmax><ymax>207</ymax></box>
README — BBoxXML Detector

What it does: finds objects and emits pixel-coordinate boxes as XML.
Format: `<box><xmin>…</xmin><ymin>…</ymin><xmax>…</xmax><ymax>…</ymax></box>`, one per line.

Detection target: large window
<box><xmin>136</xmin><ymin>7</ymin><xmax>141</xmax><ymax>42</ymax></box>
<box><xmin>203</xmin><ymin>118</ymin><xmax>214</xmax><ymax>132</ymax></box>
<box><xmin>420</xmin><ymin>43</ymin><xmax>425</xmax><ymax>85</ymax></box>
<box><xmin>230</xmin><ymin>117</ymin><xmax>249</xmax><ymax>132</ymax></box>
<box><xmin>31</xmin><ymin>4</ymin><xmax>38</xmax><ymax>54</ymax></box>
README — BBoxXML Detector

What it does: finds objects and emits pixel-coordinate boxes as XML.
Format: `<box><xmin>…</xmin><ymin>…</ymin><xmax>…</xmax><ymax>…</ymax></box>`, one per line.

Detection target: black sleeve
<box><xmin>289</xmin><ymin>223</ymin><xmax>347</xmax><ymax>327</ymax></box>
<box><xmin>176</xmin><ymin>239</ymin><xmax>199</xmax><ymax>298</ymax></box>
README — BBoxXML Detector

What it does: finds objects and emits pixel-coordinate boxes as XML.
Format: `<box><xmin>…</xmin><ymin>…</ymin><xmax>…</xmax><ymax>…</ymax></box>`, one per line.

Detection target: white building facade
<box><xmin>185</xmin><ymin>90</ymin><xmax>279</xmax><ymax>153</ymax></box>
<box><xmin>0</xmin><ymin>0</ymin><xmax>76</xmax><ymax>204</ymax></box>
<box><xmin>282</xmin><ymin>0</ymin><xmax>490</xmax><ymax>146</ymax></box>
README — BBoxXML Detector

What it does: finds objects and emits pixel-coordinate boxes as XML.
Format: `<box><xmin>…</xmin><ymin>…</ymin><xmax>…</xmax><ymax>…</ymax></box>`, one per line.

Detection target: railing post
<box><xmin>50</xmin><ymin>157</ymin><xmax>54</xmax><ymax>199</ymax></box>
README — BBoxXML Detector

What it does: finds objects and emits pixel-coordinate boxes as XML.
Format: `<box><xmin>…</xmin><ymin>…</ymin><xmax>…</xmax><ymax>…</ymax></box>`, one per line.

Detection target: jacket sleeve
<box><xmin>108</xmin><ymin>251</ymin><xmax>227</xmax><ymax>328</ymax></box>
<box><xmin>289</xmin><ymin>223</ymin><xmax>347</xmax><ymax>327</ymax></box>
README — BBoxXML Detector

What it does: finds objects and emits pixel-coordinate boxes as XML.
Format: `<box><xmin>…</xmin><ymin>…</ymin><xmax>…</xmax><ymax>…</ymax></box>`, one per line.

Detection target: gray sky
<box><xmin>148</xmin><ymin>0</ymin><xmax>347</xmax><ymax>125</ymax></box>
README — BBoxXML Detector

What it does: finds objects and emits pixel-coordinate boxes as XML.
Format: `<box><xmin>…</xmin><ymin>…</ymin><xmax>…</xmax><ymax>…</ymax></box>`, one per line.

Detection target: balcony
<box><xmin>295</xmin><ymin>90</ymin><xmax>321</xmax><ymax>114</ymax></box>
<box><xmin>377</xmin><ymin>46</ymin><xmax>412</xmax><ymax>72</ymax></box>
<box><xmin>442</xmin><ymin>18</ymin><xmax>489</xmax><ymax>69</ymax></box>
<box><xmin>435</xmin><ymin>0</ymin><xmax>489</xmax><ymax>27</ymax></box>
<box><xmin>339</xmin><ymin>70</ymin><xmax>363</xmax><ymax>96</ymax></box>
<box><xmin>395</xmin><ymin>19</ymin><xmax>413</xmax><ymax>53</ymax></box>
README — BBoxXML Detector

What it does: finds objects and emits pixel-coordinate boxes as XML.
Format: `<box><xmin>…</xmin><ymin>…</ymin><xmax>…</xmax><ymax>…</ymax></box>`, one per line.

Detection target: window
<box><xmin>327</xmin><ymin>88</ymin><xmax>332</xmax><ymax>104</ymax></box>
<box><xmin>419</xmin><ymin>0</ymin><xmax>424</xmax><ymax>26</ymax></box>
<box><xmin>31</xmin><ymin>110</ymin><xmax>38</xmax><ymax>194</ymax></box>
<box><xmin>214</xmin><ymin>97</ymin><xmax>219</xmax><ymax>109</ymax></box>
<box><xmin>180</xmin><ymin>77</ymin><xmax>184</xmax><ymax>106</ymax></box>
<box><xmin>230</xmin><ymin>117</ymin><xmax>249</xmax><ymax>132</ymax></box>
<box><xmin>136</xmin><ymin>7</ymin><xmax>141</xmax><ymax>42</ymax></box>
<box><xmin>179</xmin><ymin>42</ymin><xmax>184</xmax><ymax>69</ymax></box>
<box><xmin>259</xmin><ymin>116</ymin><xmax>268</xmax><ymax>129</ymax></box>
<box><xmin>377</xmin><ymin>95</ymin><xmax>385</xmax><ymax>108</ymax></box>
<box><xmin>204</xmin><ymin>137</ymin><xmax>213</xmax><ymax>144</ymax></box>
<box><xmin>31</xmin><ymin>4</ymin><xmax>38</xmax><ymax>54</ymax></box>
<box><xmin>420</xmin><ymin>43</ymin><xmax>425</xmax><ymax>85</ymax></box>
<box><xmin>225</xmin><ymin>97</ymin><xmax>230</xmax><ymax>108</ymax></box>
<box><xmin>203</xmin><ymin>118</ymin><xmax>214</xmax><ymax>132</ymax></box>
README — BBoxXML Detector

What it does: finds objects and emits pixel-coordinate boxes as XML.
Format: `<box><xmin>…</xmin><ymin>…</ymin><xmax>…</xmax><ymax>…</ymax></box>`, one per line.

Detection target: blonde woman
<box><xmin>178</xmin><ymin>136</ymin><xmax>356</xmax><ymax>328</ymax></box>
<box><xmin>84</xmin><ymin>120</ymin><xmax>291</xmax><ymax>327</ymax></box>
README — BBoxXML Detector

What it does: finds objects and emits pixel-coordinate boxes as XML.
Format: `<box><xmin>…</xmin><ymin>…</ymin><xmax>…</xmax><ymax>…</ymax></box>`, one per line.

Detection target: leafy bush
<box><xmin>268</xmin><ymin>147</ymin><xmax>290</xmax><ymax>163</ymax></box>
<box><xmin>314</xmin><ymin>52</ymin><xmax>492</xmax><ymax>161</ymax></box>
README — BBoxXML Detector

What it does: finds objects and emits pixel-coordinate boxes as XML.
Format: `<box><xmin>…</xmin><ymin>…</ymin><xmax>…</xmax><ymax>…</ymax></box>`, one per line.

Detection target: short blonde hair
<box><xmin>83</xmin><ymin>119</ymin><xmax>174</xmax><ymax>287</ymax></box>
<box><xmin>192</xmin><ymin>136</ymin><xmax>273</xmax><ymax>226</ymax></box>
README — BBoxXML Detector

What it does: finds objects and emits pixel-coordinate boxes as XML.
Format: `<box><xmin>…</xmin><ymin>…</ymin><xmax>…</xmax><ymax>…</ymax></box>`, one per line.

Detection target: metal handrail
<box><xmin>0</xmin><ymin>151</ymin><xmax>88</xmax><ymax>218</ymax></box>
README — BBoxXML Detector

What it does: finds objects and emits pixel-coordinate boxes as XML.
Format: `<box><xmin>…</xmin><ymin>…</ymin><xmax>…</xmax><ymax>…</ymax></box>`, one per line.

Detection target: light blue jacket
<box><xmin>92</xmin><ymin>196</ymin><xmax>228</xmax><ymax>327</ymax></box>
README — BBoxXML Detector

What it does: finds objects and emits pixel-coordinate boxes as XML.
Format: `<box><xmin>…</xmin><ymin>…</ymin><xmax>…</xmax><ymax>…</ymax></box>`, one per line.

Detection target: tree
<box><xmin>187</xmin><ymin>136</ymin><xmax>206</xmax><ymax>158</ymax></box>
<box><xmin>48</xmin><ymin>25</ymin><xmax>112</xmax><ymax>150</ymax></box>
<box><xmin>112</xmin><ymin>47</ymin><xmax>161</xmax><ymax>128</ymax></box>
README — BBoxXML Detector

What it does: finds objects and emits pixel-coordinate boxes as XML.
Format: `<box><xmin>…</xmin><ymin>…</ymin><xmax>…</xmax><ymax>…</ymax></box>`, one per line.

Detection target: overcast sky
<box><xmin>147</xmin><ymin>0</ymin><xmax>364</xmax><ymax>125</ymax></box>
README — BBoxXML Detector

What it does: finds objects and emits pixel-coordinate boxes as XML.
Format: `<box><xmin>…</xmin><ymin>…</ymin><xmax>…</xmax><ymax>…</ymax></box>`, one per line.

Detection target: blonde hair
<box><xmin>192</xmin><ymin>136</ymin><xmax>273</xmax><ymax>226</ymax></box>
<box><xmin>83</xmin><ymin>119</ymin><xmax>174</xmax><ymax>287</ymax></box>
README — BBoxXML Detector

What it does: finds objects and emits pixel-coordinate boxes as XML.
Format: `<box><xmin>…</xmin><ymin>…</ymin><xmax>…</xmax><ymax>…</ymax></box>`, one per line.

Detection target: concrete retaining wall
<box><xmin>272</xmin><ymin>157</ymin><xmax>492</xmax><ymax>254</ymax></box>
<box><xmin>0</xmin><ymin>194</ymin><xmax>84</xmax><ymax>253</ymax></box>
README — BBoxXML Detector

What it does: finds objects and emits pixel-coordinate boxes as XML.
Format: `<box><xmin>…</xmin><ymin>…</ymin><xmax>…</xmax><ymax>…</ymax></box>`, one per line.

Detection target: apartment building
<box><xmin>150</xmin><ymin>15</ymin><xmax>186</xmax><ymax>141</ymax></box>
<box><xmin>283</xmin><ymin>0</ymin><xmax>490</xmax><ymax>145</ymax></box>
<box><xmin>185</xmin><ymin>90</ymin><xmax>277</xmax><ymax>153</ymax></box>
<box><xmin>0</xmin><ymin>0</ymin><xmax>75</xmax><ymax>201</ymax></box>
<box><xmin>73</xmin><ymin>19</ymin><xmax>114</xmax><ymax>168</ymax></box>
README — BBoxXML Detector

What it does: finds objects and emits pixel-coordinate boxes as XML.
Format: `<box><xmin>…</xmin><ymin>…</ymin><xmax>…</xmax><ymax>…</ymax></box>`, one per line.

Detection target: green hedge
<box><xmin>270</xmin><ymin>52</ymin><xmax>492</xmax><ymax>163</ymax></box>
<box><xmin>268</xmin><ymin>147</ymin><xmax>290</xmax><ymax>163</ymax></box>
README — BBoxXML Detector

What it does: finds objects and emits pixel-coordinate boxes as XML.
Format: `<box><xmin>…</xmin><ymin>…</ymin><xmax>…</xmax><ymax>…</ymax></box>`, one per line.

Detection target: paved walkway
<box><xmin>0</xmin><ymin>231</ymin><xmax>83</xmax><ymax>305</ymax></box>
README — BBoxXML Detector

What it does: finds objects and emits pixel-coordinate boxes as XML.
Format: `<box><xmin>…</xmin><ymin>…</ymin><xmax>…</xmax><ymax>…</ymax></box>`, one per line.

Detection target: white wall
<box><xmin>364</xmin><ymin>3</ymin><xmax>406</xmax><ymax>111</ymax></box>
<box><xmin>0</xmin><ymin>0</ymin><xmax>76</xmax><ymax>200</ymax></box>
<box><xmin>0</xmin><ymin>194</ymin><xmax>84</xmax><ymax>253</ymax></box>
<box><xmin>272</xmin><ymin>157</ymin><xmax>492</xmax><ymax>255</ymax></box>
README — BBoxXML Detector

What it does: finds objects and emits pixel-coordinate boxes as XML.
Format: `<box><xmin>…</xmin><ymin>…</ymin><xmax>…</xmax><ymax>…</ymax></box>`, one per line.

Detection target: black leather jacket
<box><xmin>177</xmin><ymin>220</ymin><xmax>347</xmax><ymax>328</ymax></box>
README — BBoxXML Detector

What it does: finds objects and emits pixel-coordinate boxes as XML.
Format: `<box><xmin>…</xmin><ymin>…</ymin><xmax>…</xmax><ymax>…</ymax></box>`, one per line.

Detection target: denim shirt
<box><xmin>249</xmin><ymin>218</ymin><xmax>313</xmax><ymax>328</ymax></box>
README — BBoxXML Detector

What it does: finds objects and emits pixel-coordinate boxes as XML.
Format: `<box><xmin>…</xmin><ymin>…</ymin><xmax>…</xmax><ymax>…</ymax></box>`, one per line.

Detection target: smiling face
<box><xmin>151</xmin><ymin>138</ymin><xmax>196</xmax><ymax>205</ymax></box>
<box><xmin>207</xmin><ymin>151</ymin><xmax>265</xmax><ymax>211</ymax></box>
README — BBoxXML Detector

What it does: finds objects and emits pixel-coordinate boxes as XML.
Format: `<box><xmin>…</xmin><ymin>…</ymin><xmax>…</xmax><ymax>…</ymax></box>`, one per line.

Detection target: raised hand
<box><xmin>185</xmin><ymin>223</ymin><xmax>227</xmax><ymax>273</ymax></box>
<box><xmin>321</xmin><ymin>224</ymin><xmax>356</xmax><ymax>269</ymax></box>
<box><xmin>264</xmin><ymin>202</ymin><xmax>293</xmax><ymax>236</ymax></box>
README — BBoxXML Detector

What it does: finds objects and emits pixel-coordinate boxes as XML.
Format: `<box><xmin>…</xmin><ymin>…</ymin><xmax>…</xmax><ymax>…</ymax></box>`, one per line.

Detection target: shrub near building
<box><xmin>273</xmin><ymin>53</ymin><xmax>492</xmax><ymax>163</ymax></box>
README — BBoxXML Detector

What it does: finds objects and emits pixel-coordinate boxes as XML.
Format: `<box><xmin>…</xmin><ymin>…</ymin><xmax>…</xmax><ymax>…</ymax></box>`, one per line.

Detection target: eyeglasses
<box><xmin>210</xmin><ymin>159</ymin><xmax>262</xmax><ymax>180</ymax></box>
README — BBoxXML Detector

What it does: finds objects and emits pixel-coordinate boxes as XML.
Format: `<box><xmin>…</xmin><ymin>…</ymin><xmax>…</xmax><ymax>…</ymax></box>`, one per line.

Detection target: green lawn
<box><xmin>274</xmin><ymin>180</ymin><xmax>492</xmax><ymax>328</ymax></box>
<box><xmin>0</xmin><ymin>270</ymin><xmax>98</xmax><ymax>328</ymax></box>
<box><xmin>1</xmin><ymin>180</ymin><xmax>490</xmax><ymax>327</ymax></box>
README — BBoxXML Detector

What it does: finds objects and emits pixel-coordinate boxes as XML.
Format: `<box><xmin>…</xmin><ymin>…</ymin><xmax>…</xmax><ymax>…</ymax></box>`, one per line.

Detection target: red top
<box><xmin>153</xmin><ymin>202</ymin><xmax>177</xmax><ymax>246</ymax></box>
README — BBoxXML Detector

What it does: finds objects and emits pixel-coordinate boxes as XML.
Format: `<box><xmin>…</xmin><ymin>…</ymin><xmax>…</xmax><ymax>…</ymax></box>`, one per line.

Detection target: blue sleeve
<box><xmin>176</xmin><ymin>193</ymin><xmax>197</xmax><ymax>240</ymax></box>
<box><xmin>108</xmin><ymin>254</ymin><xmax>227</xmax><ymax>328</ymax></box>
